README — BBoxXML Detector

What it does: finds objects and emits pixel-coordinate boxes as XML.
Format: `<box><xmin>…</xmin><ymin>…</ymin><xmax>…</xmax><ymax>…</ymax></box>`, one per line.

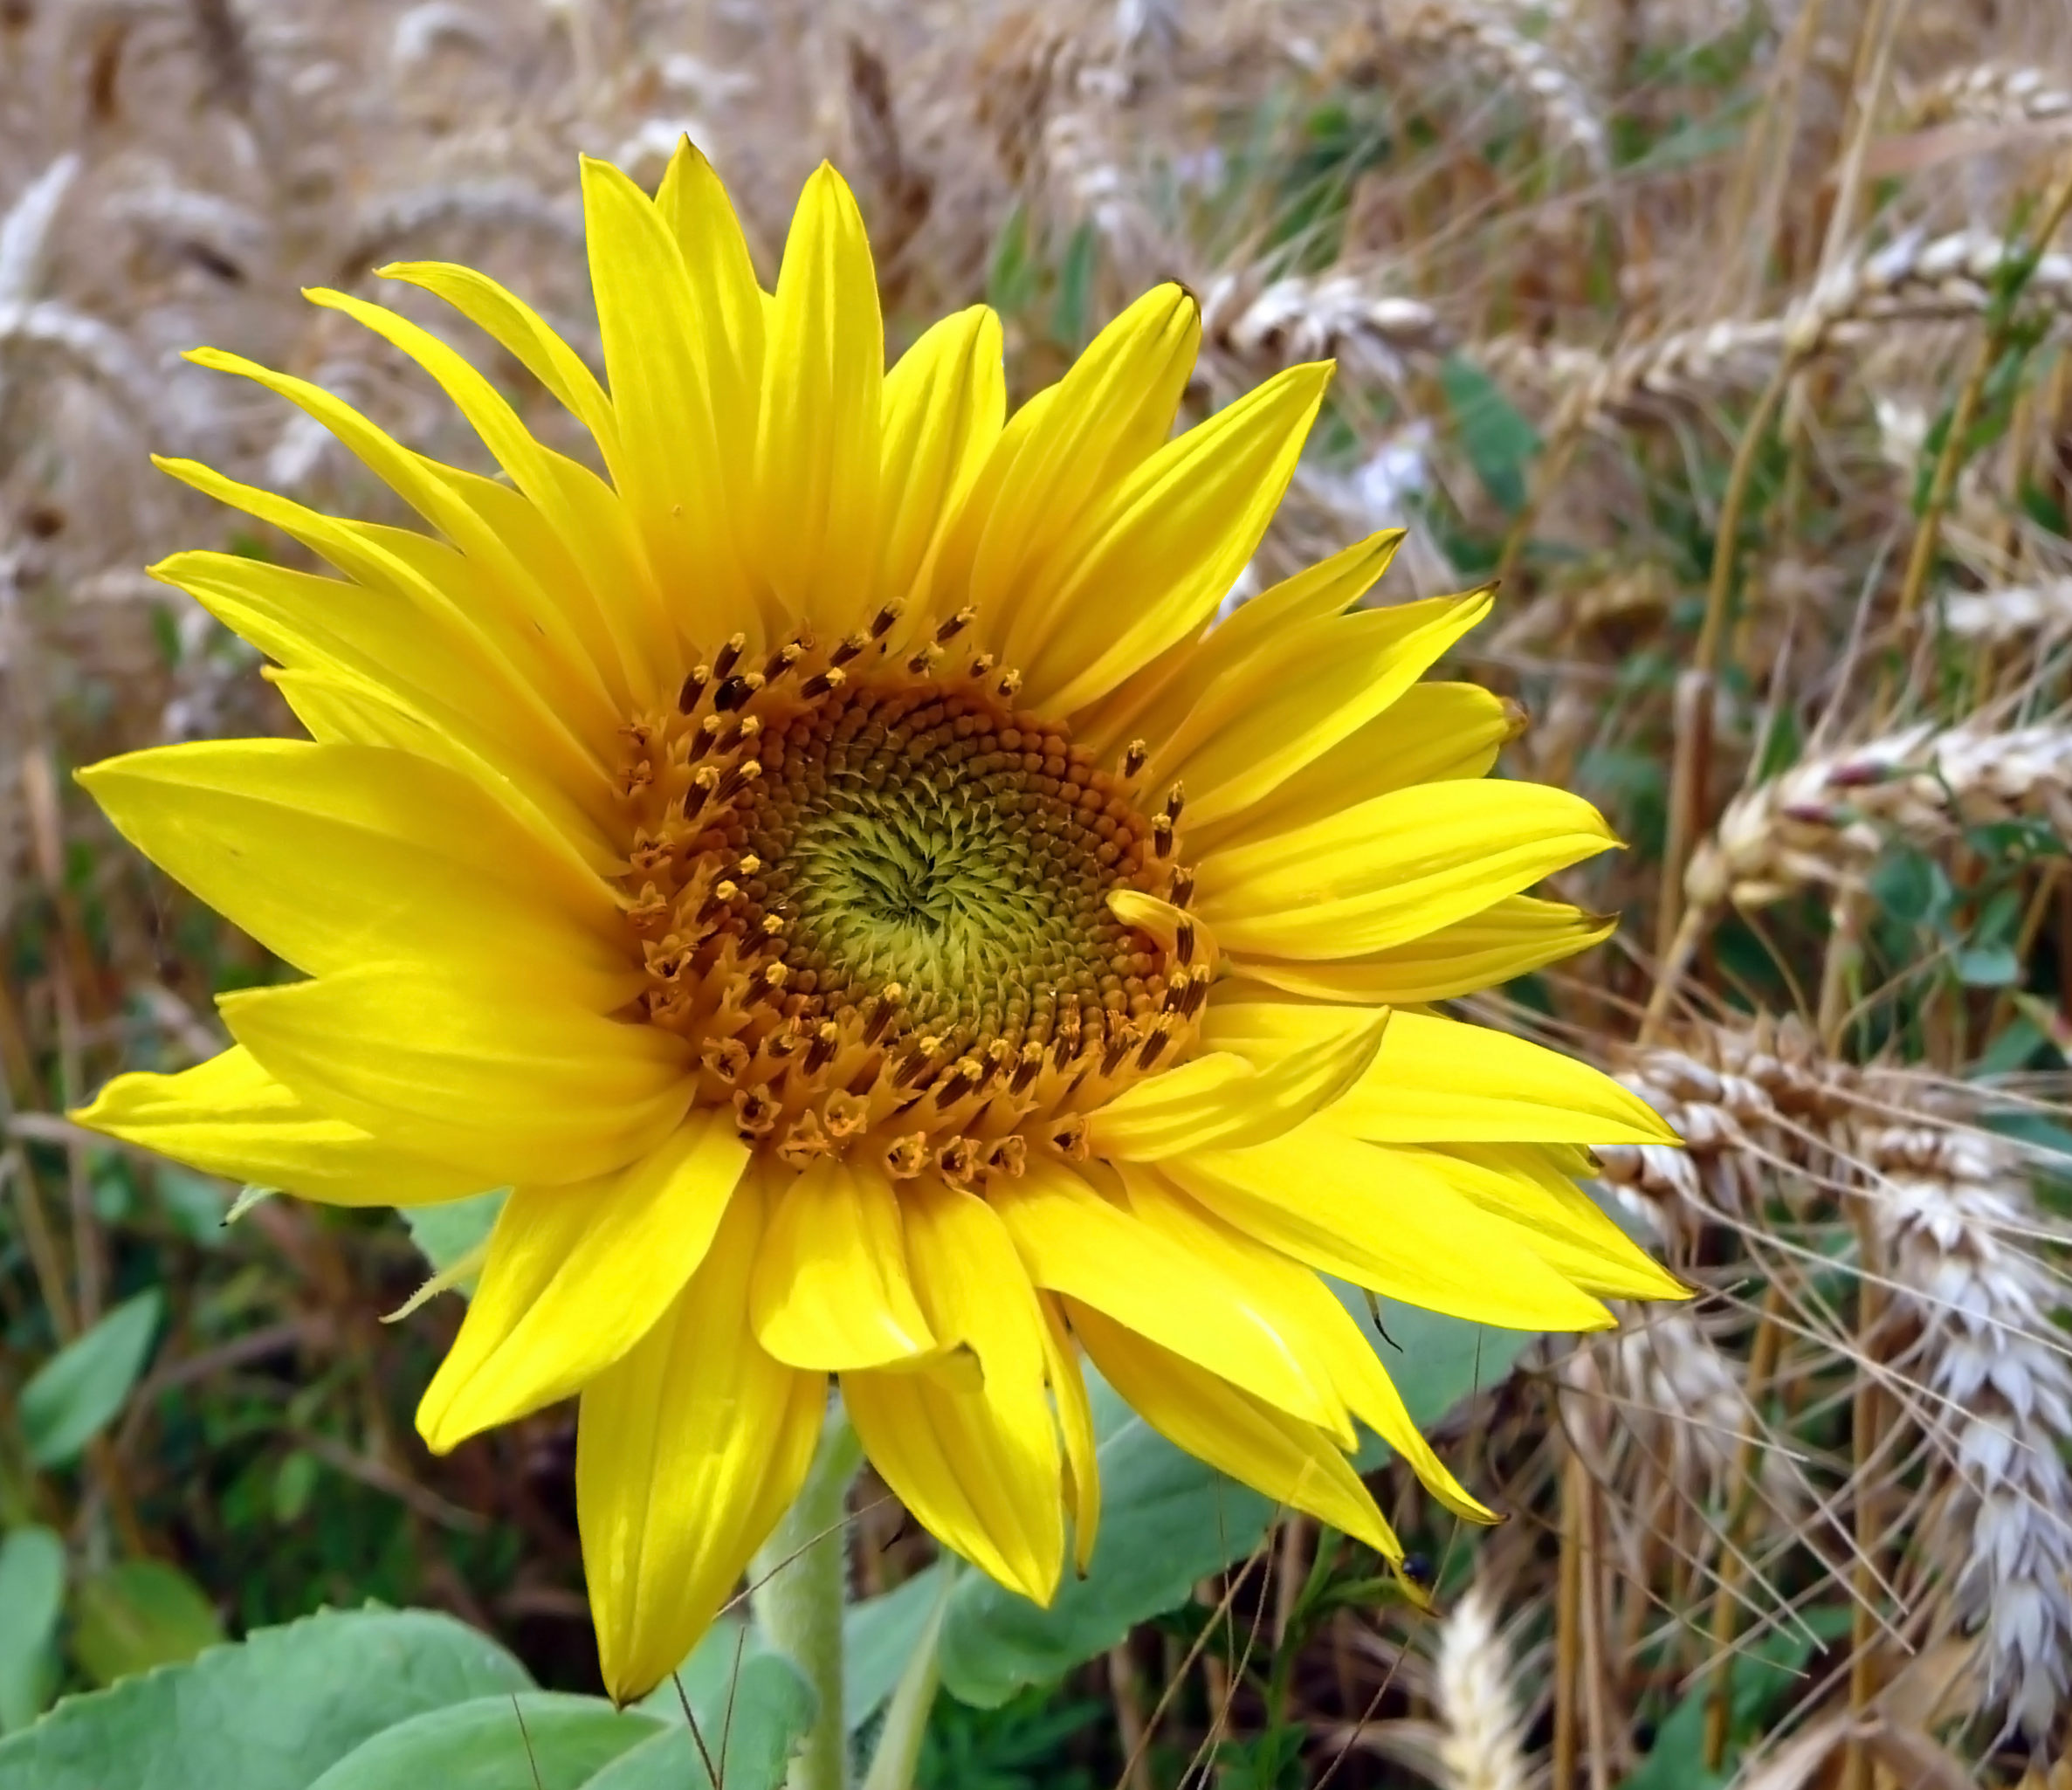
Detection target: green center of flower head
<box><xmin>744</xmin><ymin>687</ymin><xmax>1151</xmax><ymax>1040</ymax></box>
<box><xmin>611</xmin><ymin>620</ymin><xmax>1209</xmax><ymax>1185</ymax></box>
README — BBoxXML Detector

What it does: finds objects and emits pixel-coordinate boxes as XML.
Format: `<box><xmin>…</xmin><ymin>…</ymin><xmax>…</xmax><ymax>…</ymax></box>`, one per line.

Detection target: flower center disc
<box><xmin>753</xmin><ymin>687</ymin><xmax>1153</xmax><ymax>1037</ymax></box>
<box><xmin>612</xmin><ymin>623</ymin><xmax>1204</xmax><ymax>1186</ymax></box>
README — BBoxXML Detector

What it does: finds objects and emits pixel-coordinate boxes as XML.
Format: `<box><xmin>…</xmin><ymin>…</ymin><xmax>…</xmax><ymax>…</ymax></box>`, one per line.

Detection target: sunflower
<box><xmin>75</xmin><ymin>144</ymin><xmax>1682</xmax><ymax>1700</ymax></box>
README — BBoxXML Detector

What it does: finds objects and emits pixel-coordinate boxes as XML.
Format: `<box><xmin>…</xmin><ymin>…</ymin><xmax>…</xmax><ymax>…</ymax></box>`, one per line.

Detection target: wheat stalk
<box><xmin>0</xmin><ymin>303</ymin><xmax>155</xmax><ymax>417</ymax></box>
<box><xmin>106</xmin><ymin>182</ymin><xmax>272</xmax><ymax>280</ymax></box>
<box><xmin>1684</xmin><ymin>722</ymin><xmax>2072</xmax><ymax>910</ymax></box>
<box><xmin>1789</xmin><ymin>228</ymin><xmax>2072</xmax><ymax>340</ymax></box>
<box><xmin>1601</xmin><ymin>1018</ymin><xmax>1855</xmax><ymax>1228</ymax></box>
<box><xmin>390</xmin><ymin>1</ymin><xmax>498</xmax><ymax>69</ymax></box>
<box><xmin>1858</xmin><ymin>1123</ymin><xmax>2072</xmax><ymax>1739</ymax></box>
<box><xmin>1941</xmin><ymin>580</ymin><xmax>2072</xmax><ymax>642</ymax></box>
<box><xmin>0</xmin><ymin>155</ymin><xmax>80</xmax><ymax>307</ymax></box>
<box><xmin>1391</xmin><ymin>0</ymin><xmax>1608</xmax><ymax>176</ymax></box>
<box><xmin>186</xmin><ymin>0</ymin><xmax>257</xmax><ymax>111</ymax></box>
<box><xmin>1487</xmin><ymin>565</ymin><xmax>1672</xmax><ymax>652</ymax></box>
<box><xmin>1435</xmin><ymin>1583</ymin><xmax>1531</xmax><ymax>1790</ymax></box>
<box><xmin>1483</xmin><ymin>230</ymin><xmax>2072</xmax><ymax>432</ymax></box>
<box><xmin>1606</xmin><ymin>1022</ymin><xmax>2072</xmax><ymax>1738</ymax></box>
<box><xmin>1038</xmin><ymin>63</ymin><xmax>1158</xmax><ymax>264</ymax></box>
<box><xmin>1899</xmin><ymin>63</ymin><xmax>2072</xmax><ymax>131</ymax></box>
<box><xmin>973</xmin><ymin>12</ymin><xmax>1162</xmax><ymax>268</ymax></box>
<box><xmin>1607</xmin><ymin>1307</ymin><xmax>1756</xmax><ymax>1487</ymax></box>
<box><xmin>339</xmin><ymin>181</ymin><xmax>582</xmax><ymax>279</ymax></box>
<box><xmin>1200</xmin><ymin>271</ymin><xmax>1446</xmax><ymax>384</ymax></box>
<box><xmin>1115</xmin><ymin>0</ymin><xmax>1183</xmax><ymax>60</ymax></box>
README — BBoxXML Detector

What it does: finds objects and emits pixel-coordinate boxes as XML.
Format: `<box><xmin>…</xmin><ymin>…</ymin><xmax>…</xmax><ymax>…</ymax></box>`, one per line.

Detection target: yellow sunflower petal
<box><xmin>1196</xmin><ymin>779</ymin><xmax>1618</xmax><ymax>960</ymax></box>
<box><xmin>577</xmin><ymin>1189</ymin><xmax>824</xmax><ymax>1702</ymax></box>
<box><xmin>1068</xmin><ymin>1302</ymin><xmax>1400</xmax><ymax>1560</ymax></box>
<box><xmin>145</xmin><ymin>473</ymin><xmax>618</xmax><ymax>843</ymax></box>
<box><xmin>71</xmin><ymin>1046</ymin><xmax>482</xmax><ymax>1208</ymax></box>
<box><xmin>416</xmin><ymin>1111</ymin><xmax>751</xmax><ymax>1451</ymax></box>
<box><xmin>1086</xmin><ymin>1009</ymin><xmax>1387</xmax><ymax>1160</ymax></box>
<box><xmin>903</xmin><ymin>1180</ymin><xmax>1053</xmax><ymax>1407</ymax></box>
<box><xmin>303</xmin><ymin>287</ymin><xmax>667</xmax><ymax>704</ymax></box>
<box><xmin>992</xmin><ymin>1157</ymin><xmax>1345</xmax><ymax>1431</ymax></box>
<box><xmin>749</xmin><ymin>1158</ymin><xmax>937</xmax><ymax>1369</ymax></box>
<box><xmin>1105</xmin><ymin>888</ymin><xmax>1217</xmax><ymax>969</ymax></box>
<box><xmin>651</xmin><ymin>136</ymin><xmax>766</xmax><ymax>398</ymax></box>
<box><xmin>1115</xmin><ymin>1167</ymin><xmax>1494</xmax><ymax>1522</ymax></box>
<box><xmin>377</xmin><ymin>259</ymin><xmax>624</xmax><ymax>472</ymax></box>
<box><xmin>937</xmin><ymin>285</ymin><xmax>1199</xmax><ymax>641</ymax></box>
<box><xmin>1190</xmin><ymin>682</ymin><xmax>1518</xmax><ymax>857</ymax></box>
<box><xmin>78</xmin><ymin>740</ymin><xmax>633</xmax><ymax>1001</ymax></box>
<box><xmin>1151</xmin><ymin>587</ymin><xmax>1493</xmax><ymax>828</ymax></box>
<box><xmin>580</xmin><ymin>155</ymin><xmax>751</xmax><ymax>644</ymax></box>
<box><xmin>754</xmin><ymin>163</ymin><xmax>883</xmax><ymax>633</ymax></box>
<box><xmin>219</xmin><ymin>966</ymin><xmax>690</xmax><ymax>1188</ymax></box>
<box><xmin>350</xmin><ymin>512</ymin><xmax>622</xmax><ymax>756</ymax></box>
<box><xmin>843</xmin><ymin>1349</ymin><xmax>1064</xmax><ymax>1602</ymax></box>
<box><xmin>1017</xmin><ymin>362</ymin><xmax>1333</xmax><ymax>717</ymax></box>
<box><xmin>1333</xmin><ymin>1010</ymin><xmax>1679</xmax><ymax>1146</ymax></box>
<box><xmin>182</xmin><ymin>346</ymin><xmax>623</xmax><ymax>732</ymax></box>
<box><xmin>1163</xmin><ymin>1124</ymin><xmax>1614</xmax><ymax>1333</ymax></box>
<box><xmin>1037</xmin><ymin>1293</ymin><xmax>1101</xmax><ymax>1573</ymax></box>
<box><xmin>1238</xmin><ymin>897</ymin><xmax>1614</xmax><ymax>1004</ymax></box>
<box><xmin>1101</xmin><ymin>1171</ymin><xmax>1360</xmax><ymax>1453</ymax></box>
<box><xmin>878</xmin><ymin>306</ymin><xmax>1007</xmax><ymax>615</ymax></box>
<box><xmin>251</xmin><ymin>658</ymin><xmax>617</xmax><ymax>878</ymax></box>
<box><xmin>1077</xmin><ymin>528</ymin><xmax>1406</xmax><ymax>761</ymax></box>
<box><xmin>1413</xmin><ymin>1144</ymin><xmax>1693</xmax><ymax>1301</ymax></box>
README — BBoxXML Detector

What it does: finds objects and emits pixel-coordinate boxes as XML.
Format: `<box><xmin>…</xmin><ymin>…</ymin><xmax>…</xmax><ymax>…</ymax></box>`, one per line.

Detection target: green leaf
<box><xmin>403</xmin><ymin>1191</ymin><xmax>506</xmax><ymax>1284</ymax></box>
<box><xmin>985</xmin><ymin>204</ymin><xmax>1036</xmax><ymax>315</ymax></box>
<box><xmin>19</xmin><ymin>1291</ymin><xmax>163</xmax><ymax>1469</ymax></box>
<box><xmin>0</xmin><ymin>1529</ymin><xmax>65</xmax><ymax>1732</ymax></box>
<box><xmin>928</xmin><ymin>1296</ymin><xmax>1529</xmax><ymax>1708</ymax></box>
<box><xmin>1619</xmin><ymin>97</ymin><xmax>1759</xmax><ymax>175</ymax></box>
<box><xmin>1986</xmin><ymin>1111</ymin><xmax>2072</xmax><ymax>1160</ymax></box>
<box><xmin>1866</xmin><ymin>850</ymin><xmax>1950</xmax><ymax>928</ymax></box>
<box><xmin>71</xmin><ymin>1560</ymin><xmax>225</xmax><ymax>1686</ymax></box>
<box><xmin>1051</xmin><ymin>221</ymin><xmax>1099</xmax><ymax>349</ymax></box>
<box><xmin>273</xmin><ymin>1449</ymin><xmax>320</xmax><ymax>1525</ymax></box>
<box><xmin>915</xmin><ymin>1685</ymin><xmax>1104</xmax><ymax>1790</ymax></box>
<box><xmin>846</xmin><ymin>1567</ymin><xmax>947</xmax><ymax>1731</ymax></box>
<box><xmin>1212</xmin><ymin>1722</ymin><xmax>1307</xmax><ymax>1790</ymax></box>
<box><xmin>1440</xmin><ymin>354</ymin><xmax>1540</xmax><ymax>515</ymax></box>
<box><xmin>0</xmin><ymin>1604</ymin><xmax>531</xmax><ymax>1790</ymax></box>
<box><xmin>307</xmin><ymin>1692</ymin><xmax>661</xmax><ymax>1790</ymax></box>
<box><xmin>593</xmin><ymin>1650</ymin><xmax>816</xmax><ymax>1790</ymax></box>
<box><xmin>1973</xmin><ymin>1012</ymin><xmax>2048</xmax><ymax>1077</ymax></box>
<box><xmin>1955</xmin><ymin>944</ymin><xmax>2021</xmax><ymax>988</ymax></box>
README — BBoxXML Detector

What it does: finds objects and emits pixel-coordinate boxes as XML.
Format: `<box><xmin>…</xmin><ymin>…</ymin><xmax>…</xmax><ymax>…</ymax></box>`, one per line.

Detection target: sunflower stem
<box><xmin>753</xmin><ymin>1404</ymin><xmax>864</xmax><ymax>1790</ymax></box>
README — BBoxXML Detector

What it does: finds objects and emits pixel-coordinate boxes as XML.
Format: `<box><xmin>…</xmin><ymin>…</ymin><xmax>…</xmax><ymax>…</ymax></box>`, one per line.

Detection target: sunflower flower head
<box><xmin>75</xmin><ymin>143</ymin><xmax>1684</xmax><ymax>1701</ymax></box>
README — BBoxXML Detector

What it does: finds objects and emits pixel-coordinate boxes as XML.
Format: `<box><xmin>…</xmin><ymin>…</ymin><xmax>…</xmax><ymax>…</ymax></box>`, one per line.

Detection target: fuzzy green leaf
<box><xmin>593</xmin><ymin>1649</ymin><xmax>816</xmax><ymax>1790</ymax></box>
<box><xmin>0</xmin><ymin>1604</ymin><xmax>531</xmax><ymax>1790</ymax></box>
<box><xmin>307</xmin><ymin>1692</ymin><xmax>660</xmax><ymax>1790</ymax></box>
